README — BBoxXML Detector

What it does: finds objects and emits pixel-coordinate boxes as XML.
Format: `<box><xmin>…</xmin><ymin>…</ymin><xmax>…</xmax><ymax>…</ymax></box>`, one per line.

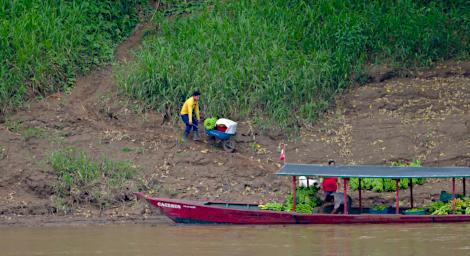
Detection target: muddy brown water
<box><xmin>1</xmin><ymin>224</ymin><xmax>470</xmax><ymax>256</ymax></box>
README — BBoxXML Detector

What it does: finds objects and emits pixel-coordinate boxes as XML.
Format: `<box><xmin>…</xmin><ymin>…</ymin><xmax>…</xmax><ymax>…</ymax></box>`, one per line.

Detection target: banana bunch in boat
<box><xmin>431</xmin><ymin>199</ymin><xmax>467</xmax><ymax>215</ymax></box>
<box><xmin>258</xmin><ymin>202</ymin><xmax>283</xmax><ymax>211</ymax></box>
<box><xmin>296</xmin><ymin>203</ymin><xmax>313</xmax><ymax>213</ymax></box>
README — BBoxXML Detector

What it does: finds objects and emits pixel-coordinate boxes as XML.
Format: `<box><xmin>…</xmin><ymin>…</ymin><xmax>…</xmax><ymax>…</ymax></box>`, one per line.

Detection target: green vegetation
<box><xmin>160</xmin><ymin>0</ymin><xmax>210</xmax><ymax>16</ymax></box>
<box><xmin>49</xmin><ymin>147</ymin><xmax>137</xmax><ymax>212</ymax></box>
<box><xmin>427</xmin><ymin>201</ymin><xmax>446</xmax><ymax>214</ymax></box>
<box><xmin>21</xmin><ymin>127</ymin><xmax>44</xmax><ymax>140</ymax></box>
<box><xmin>4</xmin><ymin>118</ymin><xmax>45</xmax><ymax>140</ymax></box>
<box><xmin>258</xmin><ymin>186</ymin><xmax>320</xmax><ymax>213</ymax></box>
<box><xmin>349</xmin><ymin>160</ymin><xmax>425</xmax><ymax>192</ymax></box>
<box><xmin>0</xmin><ymin>0</ymin><xmax>142</xmax><ymax>115</ymax></box>
<box><xmin>118</xmin><ymin>0</ymin><xmax>469</xmax><ymax>128</ymax></box>
<box><xmin>371</xmin><ymin>204</ymin><xmax>388</xmax><ymax>211</ymax></box>
<box><xmin>429</xmin><ymin>198</ymin><xmax>470</xmax><ymax>215</ymax></box>
<box><xmin>258</xmin><ymin>202</ymin><xmax>283</xmax><ymax>211</ymax></box>
<box><xmin>204</xmin><ymin>117</ymin><xmax>217</xmax><ymax>130</ymax></box>
<box><xmin>4</xmin><ymin>119</ymin><xmax>22</xmax><ymax>133</ymax></box>
<box><xmin>404</xmin><ymin>208</ymin><xmax>425</xmax><ymax>213</ymax></box>
<box><xmin>121</xmin><ymin>147</ymin><xmax>133</xmax><ymax>153</ymax></box>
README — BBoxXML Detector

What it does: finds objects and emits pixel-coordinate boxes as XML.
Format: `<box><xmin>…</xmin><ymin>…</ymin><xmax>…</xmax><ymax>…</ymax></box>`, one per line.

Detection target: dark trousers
<box><xmin>181</xmin><ymin>114</ymin><xmax>198</xmax><ymax>136</ymax></box>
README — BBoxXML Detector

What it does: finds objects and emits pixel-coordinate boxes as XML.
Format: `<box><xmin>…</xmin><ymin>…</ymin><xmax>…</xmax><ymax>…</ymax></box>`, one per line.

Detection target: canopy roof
<box><xmin>276</xmin><ymin>163</ymin><xmax>470</xmax><ymax>178</ymax></box>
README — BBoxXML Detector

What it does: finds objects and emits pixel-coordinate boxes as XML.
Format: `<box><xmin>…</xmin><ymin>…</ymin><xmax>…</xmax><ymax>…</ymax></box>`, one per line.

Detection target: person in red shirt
<box><xmin>321</xmin><ymin>160</ymin><xmax>338</xmax><ymax>202</ymax></box>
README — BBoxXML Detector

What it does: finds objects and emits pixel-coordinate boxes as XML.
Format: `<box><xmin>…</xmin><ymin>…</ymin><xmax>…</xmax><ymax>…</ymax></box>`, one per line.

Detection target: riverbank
<box><xmin>1</xmin><ymin>2</ymin><xmax>469</xmax><ymax>227</ymax></box>
<box><xmin>1</xmin><ymin>36</ymin><xmax>469</xmax><ymax>225</ymax></box>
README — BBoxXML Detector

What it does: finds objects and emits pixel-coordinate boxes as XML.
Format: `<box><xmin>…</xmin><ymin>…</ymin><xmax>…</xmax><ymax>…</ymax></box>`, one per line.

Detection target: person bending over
<box><xmin>180</xmin><ymin>91</ymin><xmax>201</xmax><ymax>142</ymax></box>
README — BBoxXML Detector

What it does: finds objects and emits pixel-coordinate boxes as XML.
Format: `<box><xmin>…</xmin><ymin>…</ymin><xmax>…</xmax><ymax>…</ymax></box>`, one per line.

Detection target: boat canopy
<box><xmin>276</xmin><ymin>163</ymin><xmax>470</xmax><ymax>178</ymax></box>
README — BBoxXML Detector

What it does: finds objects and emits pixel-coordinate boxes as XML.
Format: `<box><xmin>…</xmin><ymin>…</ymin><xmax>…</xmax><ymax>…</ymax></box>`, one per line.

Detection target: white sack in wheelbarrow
<box><xmin>216</xmin><ymin>118</ymin><xmax>237</xmax><ymax>134</ymax></box>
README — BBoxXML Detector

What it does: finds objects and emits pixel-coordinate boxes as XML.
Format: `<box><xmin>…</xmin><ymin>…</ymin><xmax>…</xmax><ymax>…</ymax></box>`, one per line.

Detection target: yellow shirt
<box><xmin>180</xmin><ymin>96</ymin><xmax>200</xmax><ymax>123</ymax></box>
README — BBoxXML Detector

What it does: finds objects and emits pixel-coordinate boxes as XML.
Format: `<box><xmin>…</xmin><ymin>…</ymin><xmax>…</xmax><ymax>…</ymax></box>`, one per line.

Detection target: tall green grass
<box><xmin>0</xmin><ymin>0</ymin><xmax>142</xmax><ymax>115</ymax></box>
<box><xmin>117</xmin><ymin>0</ymin><xmax>469</xmax><ymax>128</ymax></box>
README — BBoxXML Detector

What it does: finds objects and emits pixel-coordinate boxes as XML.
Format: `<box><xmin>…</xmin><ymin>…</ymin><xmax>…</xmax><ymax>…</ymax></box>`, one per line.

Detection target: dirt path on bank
<box><xmin>0</xmin><ymin>18</ymin><xmax>470</xmax><ymax>226</ymax></box>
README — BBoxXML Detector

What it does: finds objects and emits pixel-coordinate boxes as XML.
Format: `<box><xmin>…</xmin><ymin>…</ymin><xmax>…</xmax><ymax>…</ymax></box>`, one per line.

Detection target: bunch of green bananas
<box><xmin>431</xmin><ymin>199</ymin><xmax>467</xmax><ymax>215</ymax></box>
<box><xmin>432</xmin><ymin>204</ymin><xmax>451</xmax><ymax>215</ymax></box>
<box><xmin>296</xmin><ymin>203</ymin><xmax>313</xmax><ymax>213</ymax></box>
<box><xmin>204</xmin><ymin>117</ymin><xmax>217</xmax><ymax>130</ymax></box>
<box><xmin>258</xmin><ymin>202</ymin><xmax>283</xmax><ymax>211</ymax></box>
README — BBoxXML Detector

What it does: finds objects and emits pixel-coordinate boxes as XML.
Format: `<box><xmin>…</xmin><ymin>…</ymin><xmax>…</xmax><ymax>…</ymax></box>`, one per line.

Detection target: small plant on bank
<box><xmin>21</xmin><ymin>127</ymin><xmax>44</xmax><ymax>140</ymax></box>
<box><xmin>4</xmin><ymin>119</ymin><xmax>22</xmax><ymax>133</ymax></box>
<box><xmin>49</xmin><ymin>147</ymin><xmax>138</xmax><ymax>213</ymax></box>
<box><xmin>121</xmin><ymin>147</ymin><xmax>133</xmax><ymax>153</ymax></box>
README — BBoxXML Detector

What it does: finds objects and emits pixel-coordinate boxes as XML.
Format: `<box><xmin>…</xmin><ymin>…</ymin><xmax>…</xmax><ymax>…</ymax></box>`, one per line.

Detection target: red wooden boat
<box><xmin>135</xmin><ymin>164</ymin><xmax>470</xmax><ymax>224</ymax></box>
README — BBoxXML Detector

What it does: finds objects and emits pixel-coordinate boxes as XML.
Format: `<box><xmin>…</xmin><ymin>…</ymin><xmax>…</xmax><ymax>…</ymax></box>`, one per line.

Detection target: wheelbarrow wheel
<box><xmin>207</xmin><ymin>135</ymin><xmax>216</xmax><ymax>145</ymax></box>
<box><xmin>222</xmin><ymin>139</ymin><xmax>236</xmax><ymax>153</ymax></box>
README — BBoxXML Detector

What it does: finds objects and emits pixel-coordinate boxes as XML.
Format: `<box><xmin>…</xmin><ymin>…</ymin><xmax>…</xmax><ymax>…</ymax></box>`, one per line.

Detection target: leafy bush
<box><xmin>118</xmin><ymin>0</ymin><xmax>469</xmax><ymax>128</ymax></box>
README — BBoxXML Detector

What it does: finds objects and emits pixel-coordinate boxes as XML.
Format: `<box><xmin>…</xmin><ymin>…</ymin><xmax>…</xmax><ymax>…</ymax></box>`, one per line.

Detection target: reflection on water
<box><xmin>1</xmin><ymin>223</ymin><xmax>470</xmax><ymax>256</ymax></box>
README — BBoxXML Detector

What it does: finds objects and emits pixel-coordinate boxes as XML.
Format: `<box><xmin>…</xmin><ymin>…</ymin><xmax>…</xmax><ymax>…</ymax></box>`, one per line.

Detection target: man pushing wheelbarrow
<box><xmin>180</xmin><ymin>90</ymin><xmax>237</xmax><ymax>152</ymax></box>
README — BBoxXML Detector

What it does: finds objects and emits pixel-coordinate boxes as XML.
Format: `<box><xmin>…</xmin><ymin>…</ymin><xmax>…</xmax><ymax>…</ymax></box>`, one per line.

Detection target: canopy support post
<box><xmin>358</xmin><ymin>178</ymin><xmax>362</xmax><ymax>213</ymax></box>
<box><xmin>395</xmin><ymin>179</ymin><xmax>399</xmax><ymax>214</ymax></box>
<box><xmin>463</xmin><ymin>178</ymin><xmax>466</xmax><ymax>197</ymax></box>
<box><xmin>410</xmin><ymin>179</ymin><xmax>414</xmax><ymax>209</ymax></box>
<box><xmin>292</xmin><ymin>176</ymin><xmax>297</xmax><ymax>212</ymax></box>
<box><xmin>343</xmin><ymin>178</ymin><xmax>348</xmax><ymax>215</ymax></box>
<box><xmin>452</xmin><ymin>178</ymin><xmax>456</xmax><ymax>214</ymax></box>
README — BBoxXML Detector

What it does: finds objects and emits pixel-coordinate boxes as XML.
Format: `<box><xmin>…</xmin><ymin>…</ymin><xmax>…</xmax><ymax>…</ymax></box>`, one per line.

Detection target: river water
<box><xmin>1</xmin><ymin>223</ymin><xmax>470</xmax><ymax>256</ymax></box>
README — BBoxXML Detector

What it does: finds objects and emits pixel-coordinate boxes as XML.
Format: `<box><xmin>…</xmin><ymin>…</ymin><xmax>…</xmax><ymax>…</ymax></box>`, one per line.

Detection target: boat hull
<box><xmin>135</xmin><ymin>193</ymin><xmax>470</xmax><ymax>224</ymax></box>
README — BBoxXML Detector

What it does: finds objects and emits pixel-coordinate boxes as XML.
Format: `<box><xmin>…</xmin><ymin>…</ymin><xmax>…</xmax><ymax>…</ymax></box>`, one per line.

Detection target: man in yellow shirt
<box><xmin>180</xmin><ymin>91</ymin><xmax>201</xmax><ymax>141</ymax></box>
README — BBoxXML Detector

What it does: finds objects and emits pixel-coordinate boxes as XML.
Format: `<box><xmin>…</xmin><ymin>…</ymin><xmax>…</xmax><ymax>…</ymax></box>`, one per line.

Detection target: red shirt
<box><xmin>322</xmin><ymin>177</ymin><xmax>338</xmax><ymax>192</ymax></box>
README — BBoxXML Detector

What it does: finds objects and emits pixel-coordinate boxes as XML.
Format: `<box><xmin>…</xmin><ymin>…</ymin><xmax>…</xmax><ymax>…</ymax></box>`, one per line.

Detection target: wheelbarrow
<box><xmin>205</xmin><ymin>129</ymin><xmax>236</xmax><ymax>152</ymax></box>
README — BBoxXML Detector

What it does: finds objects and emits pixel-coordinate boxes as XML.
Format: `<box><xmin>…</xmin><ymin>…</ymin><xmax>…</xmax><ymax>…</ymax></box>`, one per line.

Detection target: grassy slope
<box><xmin>0</xmin><ymin>0</ymin><xmax>142</xmax><ymax>115</ymax></box>
<box><xmin>117</xmin><ymin>0</ymin><xmax>469</xmax><ymax>128</ymax></box>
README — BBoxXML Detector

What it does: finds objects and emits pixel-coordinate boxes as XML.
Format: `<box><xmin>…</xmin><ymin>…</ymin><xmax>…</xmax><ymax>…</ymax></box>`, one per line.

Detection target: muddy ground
<box><xmin>1</xmin><ymin>21</ymin><xmax>470</xmax><ymax>226</ymax></box>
